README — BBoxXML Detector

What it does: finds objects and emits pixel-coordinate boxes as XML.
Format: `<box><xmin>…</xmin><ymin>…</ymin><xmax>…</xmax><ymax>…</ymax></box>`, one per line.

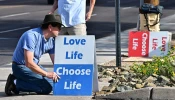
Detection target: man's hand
<box><xmin>86</xmin><ymin>11</ymin><xmax>92</xmax><ymax>21</ymax></box>
<box><xmin>86</xmin><ymin>0</ymin><xmax>95</xmax><ymax>21</ymax></box>
<box><xmin>46</xmin><ymin>72</ymin><xmax>60</xmax><ymax>82</ymax></box>
<box><xmin>48</xmin><ymin>12</ymin><xmax>53</xmax><ymax>14</ymax></box>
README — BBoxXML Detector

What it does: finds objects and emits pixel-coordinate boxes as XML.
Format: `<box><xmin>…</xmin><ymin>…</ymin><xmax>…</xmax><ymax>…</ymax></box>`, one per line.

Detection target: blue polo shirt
<box><xmin>58</xmin><ymin>0</ymin><xmax>86</xmax><ymax>27</ymax></box>
<box><xmin>12</xmin><ymin>27</ymin><xmax>55</xmax><ymax>65</ymax></box>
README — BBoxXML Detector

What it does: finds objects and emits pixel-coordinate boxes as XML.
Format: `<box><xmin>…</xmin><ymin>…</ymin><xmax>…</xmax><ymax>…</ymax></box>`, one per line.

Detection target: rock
<box><xmin>109</xmin><ymin>79</ymin><xmax>120</xmax><ymax>87</ymax></box>
<box><xmin>170</xmin><ymin>76</ymin><xmax>175</xmax><ymax>83</ymax></box>
<box><xmin>128</xmin><ymin>82</ymin><xmax>136</xmax><ymax>87</ymax></box>
<box><xmin>116</xmin><ymin>85</ymin><xmax>133</xmax><ymax>92</ymax></box>
<box><xmin>120</xmin><ymin>71</ymin><xmax>129</xmax><ymax>75</ymax></box>
<box><xmin>152</xmin><ymin>74</ymin><xmax>159</xmax><ymax>77</ymax></box>
<box><xmin>141</xmin><ymin>76</ymin><xmax>148</xmax><ymax>80</ymax></box>
<box><xmin>131</xmin><ymin>78</ymin><xmax>138</xmax><ymax>82</ymax></box>
<box><xmin>160</xmin><ymin>75</ymin><xmax>170</xmax><ymax>84</ymax></box>
<box><xmin>95</xmin><ymin>91</ymin><xmax>106</xmax><ymax>95</ymax></box>
<box><xmin>138</xmin><ymin>79</ymin><xmax>143</xmax><ymax>84</ymax></box>
<box><xmin>111</xmin><ymin>75</ymin><xmax>117</xmax><ymax>79</ymax></box>
<box><xmin>104</xmin><ymin>70</ymin><xmax>115</xmax><ymax>76</ymax></box>
<box><xmin>145</xmin><ymin>82</ymin><xmax>157</xmax><ymax>87</ymax></box>
<box><xmin>116</xmin><ymin>85</ymin><xmax>126</xmax><ymax>92</ymax></box>
<box><xmin>108</xmin><ymin>78</ymin><xmax>114</xmax><ymax>83</ymax></box>
<box><xmin>115</xmin><ymin>68</ymin><xmax>121</xmax><ymax>75</ymax></box>
<box><xmin>121</xmin><ymin>82</ymin><xmax>127</xmax><ymax>85</ymax></box>
<box><xmin>120</xmin><ymin>66</ymin><xmax>130</xmax><ymax>71</ymax></box>
<box><xmin>98</xmin><ymin>66</ymin><xmax>104</xmax><ymax>72</ymax></box>
<box><xmin>145</xmin><ymin>76</ymin><xmax>156</xmax><ymax>83</ymax></box>
<box><xmin>107</xmin><ymin>86</ymin><xmax>116</xmax><ymax>93</ymax></box>
<box><xmin>101</xmin><ymin>86</ymin><xmax>109</xmax><ymax>91</ymax></box>
<box><xmin>100</xmin><ymin>75</ymin><xmax>107</xmax><ymax>78</ymax></box>
<box><xmin>104</xmin><ymin>86</ymin><xmax>115</xmax><ymax>93</ymax></box>
<box><xmin>136</xmin><ymin>84</ymin><xmax>144</xmax><ymax>89</ymax></box>
<box><xmin>99</xmin><ymin>77</ymin><xmax>113</xmax><ymax>82</ymax></box>
<box><xmin>106</xmin><ymin>68</ymin><xmax>114</xmax><ymax>72</ymax></box>
<box><xmin>118</xmin><ymin>75</ymin><xmax>127</xmax><ymax>82</ymax></box>
<box><xmin>125</xmin><ymin>86</ymin><xmax>133</xmax><ymax>91</ymax></box>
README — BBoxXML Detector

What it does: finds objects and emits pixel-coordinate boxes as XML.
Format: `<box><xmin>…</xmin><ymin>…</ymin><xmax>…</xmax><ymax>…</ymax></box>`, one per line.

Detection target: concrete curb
<box><xmin>152</xmin><ymin>87</ymin><xmax>175</xmax><ymax>100</ymax></box>
<box><xmin>95</xmin><ymin>87</ymin><xmax>175</xmax><ymax>100</ymax></box>
<box><xmin>96</xmin><ymin>87</ymin><xmax>152</xmax><ymax>100</ymax></box>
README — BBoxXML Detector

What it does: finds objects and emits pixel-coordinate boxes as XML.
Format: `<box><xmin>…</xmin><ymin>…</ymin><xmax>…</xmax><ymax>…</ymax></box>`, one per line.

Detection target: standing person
<box><xmin>49</xmin><ymin>0</ymin><xmax>96</xmax><ymax>35</ymax></box>
<box><xmin>5</xmin><ymin>14</ymin><xmax>62</xmax><ymax>96</ymax></box>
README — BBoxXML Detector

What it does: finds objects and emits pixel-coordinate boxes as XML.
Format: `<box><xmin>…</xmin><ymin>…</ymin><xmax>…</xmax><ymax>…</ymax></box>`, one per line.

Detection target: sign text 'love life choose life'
<box><xmin>53</xmin><ymin>36</ymin><xmax>95</xmax><ymax>96</ymax></box>
<box><xmin>128</xmin><ymin>31</ymin><xmax>171</xmax><ymax>57</ymax></box>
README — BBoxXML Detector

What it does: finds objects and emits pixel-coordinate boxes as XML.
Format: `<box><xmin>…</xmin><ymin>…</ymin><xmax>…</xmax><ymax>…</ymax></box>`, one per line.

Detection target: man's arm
<box><xmin>86</xmin><ymin>0</ymin><xmax>96</xmax><ymax>21</ymax></box>
<box><xmin>49</xmin><ymin>0</ymin><xmax>58</xmax><ymax>14</ymax></box>
<box><xmin>24</xmin><ymin>49</ymin><xmax>60</xmax><ymax>81</ymax></box>
<box><xmin>24</xmin><ymin>49</ymin><xmax>47</xmax><ymax>76</ymax></box>
<box><xmin>49</xmin><ymin>54</ymin><xmax>55</xmax><ymax>64</ymax></box>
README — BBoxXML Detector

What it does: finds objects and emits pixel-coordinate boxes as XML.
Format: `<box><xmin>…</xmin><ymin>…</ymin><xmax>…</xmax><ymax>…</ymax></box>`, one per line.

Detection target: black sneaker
<box><xmin>5</xmin><ymin>74</ymin><xmax>19</xmax><ymax>96</ymax></box>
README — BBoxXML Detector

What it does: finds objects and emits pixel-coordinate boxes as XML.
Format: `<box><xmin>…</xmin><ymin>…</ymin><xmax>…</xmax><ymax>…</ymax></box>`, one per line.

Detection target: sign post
<box><xmin>53</xmin><ymin>36</ymin><xmax>99</xmax><ymax>95</ymax></box>
<box><xmin>115</xmin><ymin>0</ymin><xmax>121</xmax><ymax>67</ymax></box>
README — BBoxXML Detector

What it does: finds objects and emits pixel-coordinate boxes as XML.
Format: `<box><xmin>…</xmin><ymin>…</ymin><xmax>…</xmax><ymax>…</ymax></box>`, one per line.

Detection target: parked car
<box><xmin>47</xmin><ymin>0</ymin><xmax>90</xmax><ymax>4</ymax></box>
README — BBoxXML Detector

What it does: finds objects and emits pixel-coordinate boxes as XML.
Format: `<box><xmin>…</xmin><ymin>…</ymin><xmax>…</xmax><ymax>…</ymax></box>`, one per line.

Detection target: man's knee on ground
<box><xmin>37</xmin><ymin>87</ymin><xmax>52</xmax><ymax>95</ymax></box>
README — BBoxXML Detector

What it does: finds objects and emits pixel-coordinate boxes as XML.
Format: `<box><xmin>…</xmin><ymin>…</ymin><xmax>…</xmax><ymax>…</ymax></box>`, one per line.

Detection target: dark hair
<box><xmin>41</xmin><ymin>22</ymin><xmax>62</xmax><ymax>30</ymax></box>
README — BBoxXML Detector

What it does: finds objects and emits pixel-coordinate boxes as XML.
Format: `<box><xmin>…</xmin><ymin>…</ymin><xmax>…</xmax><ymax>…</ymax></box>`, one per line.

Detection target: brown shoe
<box><xmin>5</xmin><ymin>74</ymin><xmax>19</xmax><ymax>96</ymax></box>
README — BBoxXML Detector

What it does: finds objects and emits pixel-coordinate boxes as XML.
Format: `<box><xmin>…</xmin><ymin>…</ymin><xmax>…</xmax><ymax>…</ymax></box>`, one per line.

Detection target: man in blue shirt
<box><xmin>49</xmin><ymin>0</ymin><xmax>96</xmax><ymax>35</ymax></box>
<box><xmin>5</xmin><ymin>14</ymin><xmax>62</xmax><ymax>96</ymax></box>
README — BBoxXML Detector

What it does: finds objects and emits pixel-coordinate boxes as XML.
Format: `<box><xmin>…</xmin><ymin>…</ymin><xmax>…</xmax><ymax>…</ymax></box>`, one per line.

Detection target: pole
<box><xmin>137</xmin><ymin>0</ymin><xmax>144</xmax><ymax>30</ymax></box>
<box><xmin>115</xmin><ymin>0</ymin><xmax>121</xmax><ymax>67</ymax></box>
<box><xmin>137</xmin><ymin>0</ymin><xmax>144</xmax><ymax>31</ymax></box>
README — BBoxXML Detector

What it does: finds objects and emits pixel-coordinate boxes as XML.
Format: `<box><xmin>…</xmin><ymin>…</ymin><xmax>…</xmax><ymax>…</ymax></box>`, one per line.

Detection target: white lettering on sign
<box><xmin>152</xmin><ymin>38</ymin><xmax>158</xmax><ymax>50</ymax></box>
<box><xmin>142</xmin><ymin>33</ymin><xmax>148</xmax><ymax>56</ymax></box>
<box><xmin>64</xmin><ymin>81</ymin><xmax>81</xmax><ymax>89</ymax></box>
<box><xmin>56</xmin><ymin>67</ymin><xmax>91</xmax><ymax>75</ymax></box>
<box><xmin>162</xmin><ymin>37</ymin><xmax>167</xmax><ymax>51</ymax></box>
<box><xmin>64</xmin><ymin>37</ymin><xmax>86</xmax><ymax>45</ymax></box>
<box><xmin>132</xmin><ymin>38</ymin><xmax>138</xmax><ymax>50</ymax></box>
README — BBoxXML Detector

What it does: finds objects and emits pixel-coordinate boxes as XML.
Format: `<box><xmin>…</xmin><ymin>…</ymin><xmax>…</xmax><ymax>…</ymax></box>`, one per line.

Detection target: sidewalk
<box><xmin>1</xmin><ymin>14</ymin><xmax>175</xmax><ymax>100</ymax></box>
<box><xmin>0</xmin><ymin>29</ymin><xmax>130</xmax><ymax>100</ymax></box>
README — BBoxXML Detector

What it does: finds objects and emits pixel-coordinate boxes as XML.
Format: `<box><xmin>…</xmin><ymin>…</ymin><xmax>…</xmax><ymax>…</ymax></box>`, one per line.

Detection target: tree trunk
<box><xmin>144</xmin><ymin>0</ymin><xmax>159</xmax><ymax>6</ymax></box>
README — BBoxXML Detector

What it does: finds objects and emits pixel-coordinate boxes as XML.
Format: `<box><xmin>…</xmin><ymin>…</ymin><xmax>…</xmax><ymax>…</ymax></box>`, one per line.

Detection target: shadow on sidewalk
<box><xmin>0</xmin><ymin>92</ymin><xmax>7</xmax><ymax>97</ymax></box>
<box><xmin>0</xmin><ymin>92</ymin><xmax>53</xmax><ymax>98</ymax></box>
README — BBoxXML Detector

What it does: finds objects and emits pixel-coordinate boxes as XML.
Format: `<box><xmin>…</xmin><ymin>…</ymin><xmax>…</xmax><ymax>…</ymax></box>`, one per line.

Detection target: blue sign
<box><xmin>53</xmin><ymin>64</ymin><xmax>94</xmax><ymax>95</ymax></box>
<box><xmin>53</xmin><ymin>36</ymin><xmax>97</xmax><ymax>96</ymax></box>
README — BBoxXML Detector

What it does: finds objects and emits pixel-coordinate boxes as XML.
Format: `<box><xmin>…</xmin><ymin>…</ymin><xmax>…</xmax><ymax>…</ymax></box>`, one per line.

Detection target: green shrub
<box><xmin>130</xmin><ymin>47</ymin><xmax>175</xmax><ymax>78</ymax></box>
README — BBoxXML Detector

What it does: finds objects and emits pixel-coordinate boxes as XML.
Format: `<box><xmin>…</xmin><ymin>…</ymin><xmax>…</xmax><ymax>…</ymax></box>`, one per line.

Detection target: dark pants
<box><xmin>12</xmin><ymin>63</ymin><xmax>53</xmax><ymax>94</ymax></box>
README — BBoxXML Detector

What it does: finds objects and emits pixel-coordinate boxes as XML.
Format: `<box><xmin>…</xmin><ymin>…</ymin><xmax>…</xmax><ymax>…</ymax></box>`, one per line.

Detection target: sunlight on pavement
<box><xmin>0</xmin><ymin>5</ymin><xmax>24</xmax><ymax>10</ymax></box>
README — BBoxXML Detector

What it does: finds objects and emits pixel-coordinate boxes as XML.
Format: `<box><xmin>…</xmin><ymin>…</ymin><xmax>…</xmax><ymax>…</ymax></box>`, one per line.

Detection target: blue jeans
<box><xmin>12</xmin><ymin>63</ymin><xmax>53</xmax><ymax>94</ymax></box>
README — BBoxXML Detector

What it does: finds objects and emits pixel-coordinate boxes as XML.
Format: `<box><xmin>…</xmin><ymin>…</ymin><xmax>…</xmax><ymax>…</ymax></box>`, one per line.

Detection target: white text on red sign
<box><xmin>142</xmin><ymin>33</ymin><xmax>148</xmax><ymax>56</ymax></box>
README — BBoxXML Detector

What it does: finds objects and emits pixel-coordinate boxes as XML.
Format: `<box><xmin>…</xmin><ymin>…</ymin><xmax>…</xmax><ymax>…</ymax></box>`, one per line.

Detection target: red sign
<box><xmin>128</xmin><ymin>31</ymin><xmax>150</xmax><ymax>57</ymax></box>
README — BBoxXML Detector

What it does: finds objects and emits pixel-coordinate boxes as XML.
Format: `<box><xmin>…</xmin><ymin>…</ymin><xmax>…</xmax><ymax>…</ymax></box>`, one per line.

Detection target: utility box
<box><xmin>139</xmin><ymin>0</ymin><xmax>161</xmax><ymax>31</ymax></box>
<box><xmin>128</xmin><ymin>31</ymin><xmax>172</xmax><ymax>57</ymax></box>
<box><xmin>140</xmin><ymin>13</ymin><xmax>160</xmax><ymax>32</ymax></box>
